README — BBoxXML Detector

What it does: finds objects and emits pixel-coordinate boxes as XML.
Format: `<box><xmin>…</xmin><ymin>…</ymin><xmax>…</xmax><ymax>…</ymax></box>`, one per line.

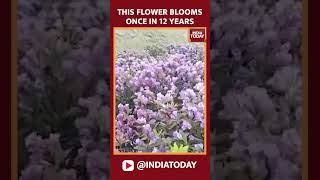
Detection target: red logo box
<box><xmin>189</xmin><ymin>28</ymin><xmax>206</xmax><ymax>42</ymax></box>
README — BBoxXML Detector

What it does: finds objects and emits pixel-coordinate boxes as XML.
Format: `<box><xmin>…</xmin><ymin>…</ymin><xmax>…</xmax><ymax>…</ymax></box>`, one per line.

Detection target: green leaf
<box><xmin>170</xmin><ymin>142</ymin><xmax>189</xmax><ymax>152</ymax></box>
<box><xmin>153</xmin><ymin>128</ymin><xmax>163</xmax><ymax>137</ymax></box>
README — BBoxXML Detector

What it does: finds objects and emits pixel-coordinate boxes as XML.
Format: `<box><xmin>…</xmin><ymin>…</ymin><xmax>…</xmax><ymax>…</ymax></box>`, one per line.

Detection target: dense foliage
<box><xmin>115</xmin><ymin>45</ymin><xmax>205</xmax><ymax>153</ymax></box>
<box><xmin>18</xmin><ymin>0</ymin><xmax>109</xmax><ymax>179</ymax></box>
<box><xmin>211</xmin><ymin>0</ymin><xmax>302</xmax><ymax>179</ymax></box>
<box><xmin>17</xmin><ymin>0</ymin><xmax>302</xmax><ymax>179</ymax></box>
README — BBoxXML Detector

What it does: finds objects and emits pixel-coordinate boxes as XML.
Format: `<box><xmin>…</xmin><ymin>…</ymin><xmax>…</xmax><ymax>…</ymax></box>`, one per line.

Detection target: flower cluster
<box><xmin>210</xmin><ymin>0</ymin><xmax>302</xmax><ymax>179</ymax></box>
<box><xmin>18</xmin><ymin>0</ymin><xmax>110</xmax><ymax>180</ymax></box>
<box><xmin>115</xmin><ymin>45</ymin><xmax>205</xmax><ymax>153</ymax></box>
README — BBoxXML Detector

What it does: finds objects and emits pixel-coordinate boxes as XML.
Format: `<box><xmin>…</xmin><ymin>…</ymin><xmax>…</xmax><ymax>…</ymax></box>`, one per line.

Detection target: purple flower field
<box><xmin>115</xmin><ymin>45</ymin><xmax>206</xmax><ymax>153</ymax></box>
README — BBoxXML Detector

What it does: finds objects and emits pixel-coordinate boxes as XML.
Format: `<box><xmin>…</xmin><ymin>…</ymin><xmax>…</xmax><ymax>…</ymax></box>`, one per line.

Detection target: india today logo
<box><xmin>189</xmin><ymin>28</ymin><xmax>206</xmax><ymax>42</ymax></box>
<box><xmin>122</xmin><ymin>160</ymin><xmax>134</xmax><ymax>172</ymax></box>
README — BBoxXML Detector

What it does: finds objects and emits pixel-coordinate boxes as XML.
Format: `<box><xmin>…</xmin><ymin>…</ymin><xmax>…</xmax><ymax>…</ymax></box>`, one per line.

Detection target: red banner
<box><xmin>110</xmin><ymin>0</ymin><xmax>210</xmax><ymax>179</ymax></box>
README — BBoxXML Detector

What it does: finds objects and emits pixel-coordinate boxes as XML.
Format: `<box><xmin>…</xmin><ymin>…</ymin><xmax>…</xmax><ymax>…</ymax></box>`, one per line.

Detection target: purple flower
<box><xmin>194</xmin><ymin>143</ymin><xmax>204</xmax><ymax>152</ymax></box>
<box><xmin>116</xmin><ymin>113</ymin><xmax>124</xmax><ymax>122</ymax></box>
<box><xmin>118</xmin><ymin>104</ymin><xmax>130</xmax><ymax>113</ymax></box>
<box><xmin>142</xmin><ymin>124</ymin><xmax>157</xmax><ymax>142</ymax></box>
<box><xmin>135</xmin><ymin>92</ymin><xmax>149</xmax><ymax>105</ymax></box>
<box><xmin>137</xmin><ymin>117</ymin><xmax>146</xmax><ymax>124</ymax></box>
<box><xmin>135</xmin><ymin>139</ymin><xmax>144</xmax><ymax>145</ymax></box>
<box><xmin>170</xmin><ymin>110</ymin><xmax>178</xmax><ymax>119</ymax></box>
<box><xmin>173</xmin><ymin>131</ymin><xmax>183</xmax><ymax>140</ymax></box>
<box><xmin>181</xmin><ymin>121</ymin><xmax>192</xmax><ymax>130</ymax></box>
<box><xmin>136</xmin><ymin>109</ymin><xmax>145</xmax><ymax>119</ymax></box>
<box><xmin>152</xmin><ymin>147</ymin><xmax>159</xmax><ymax>152</ymax></box>
<box><xmin>156</xmin><ymin>92</ymin><xmax>173</xmax><ymax>104</ymax></box>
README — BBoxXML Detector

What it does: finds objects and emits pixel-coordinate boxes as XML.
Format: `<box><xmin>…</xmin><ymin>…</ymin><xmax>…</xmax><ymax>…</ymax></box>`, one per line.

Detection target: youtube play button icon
<box><xmin>122</xmin><ymin>160</ymin><xmax>134</xmax><ymax>171</ymax></box>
